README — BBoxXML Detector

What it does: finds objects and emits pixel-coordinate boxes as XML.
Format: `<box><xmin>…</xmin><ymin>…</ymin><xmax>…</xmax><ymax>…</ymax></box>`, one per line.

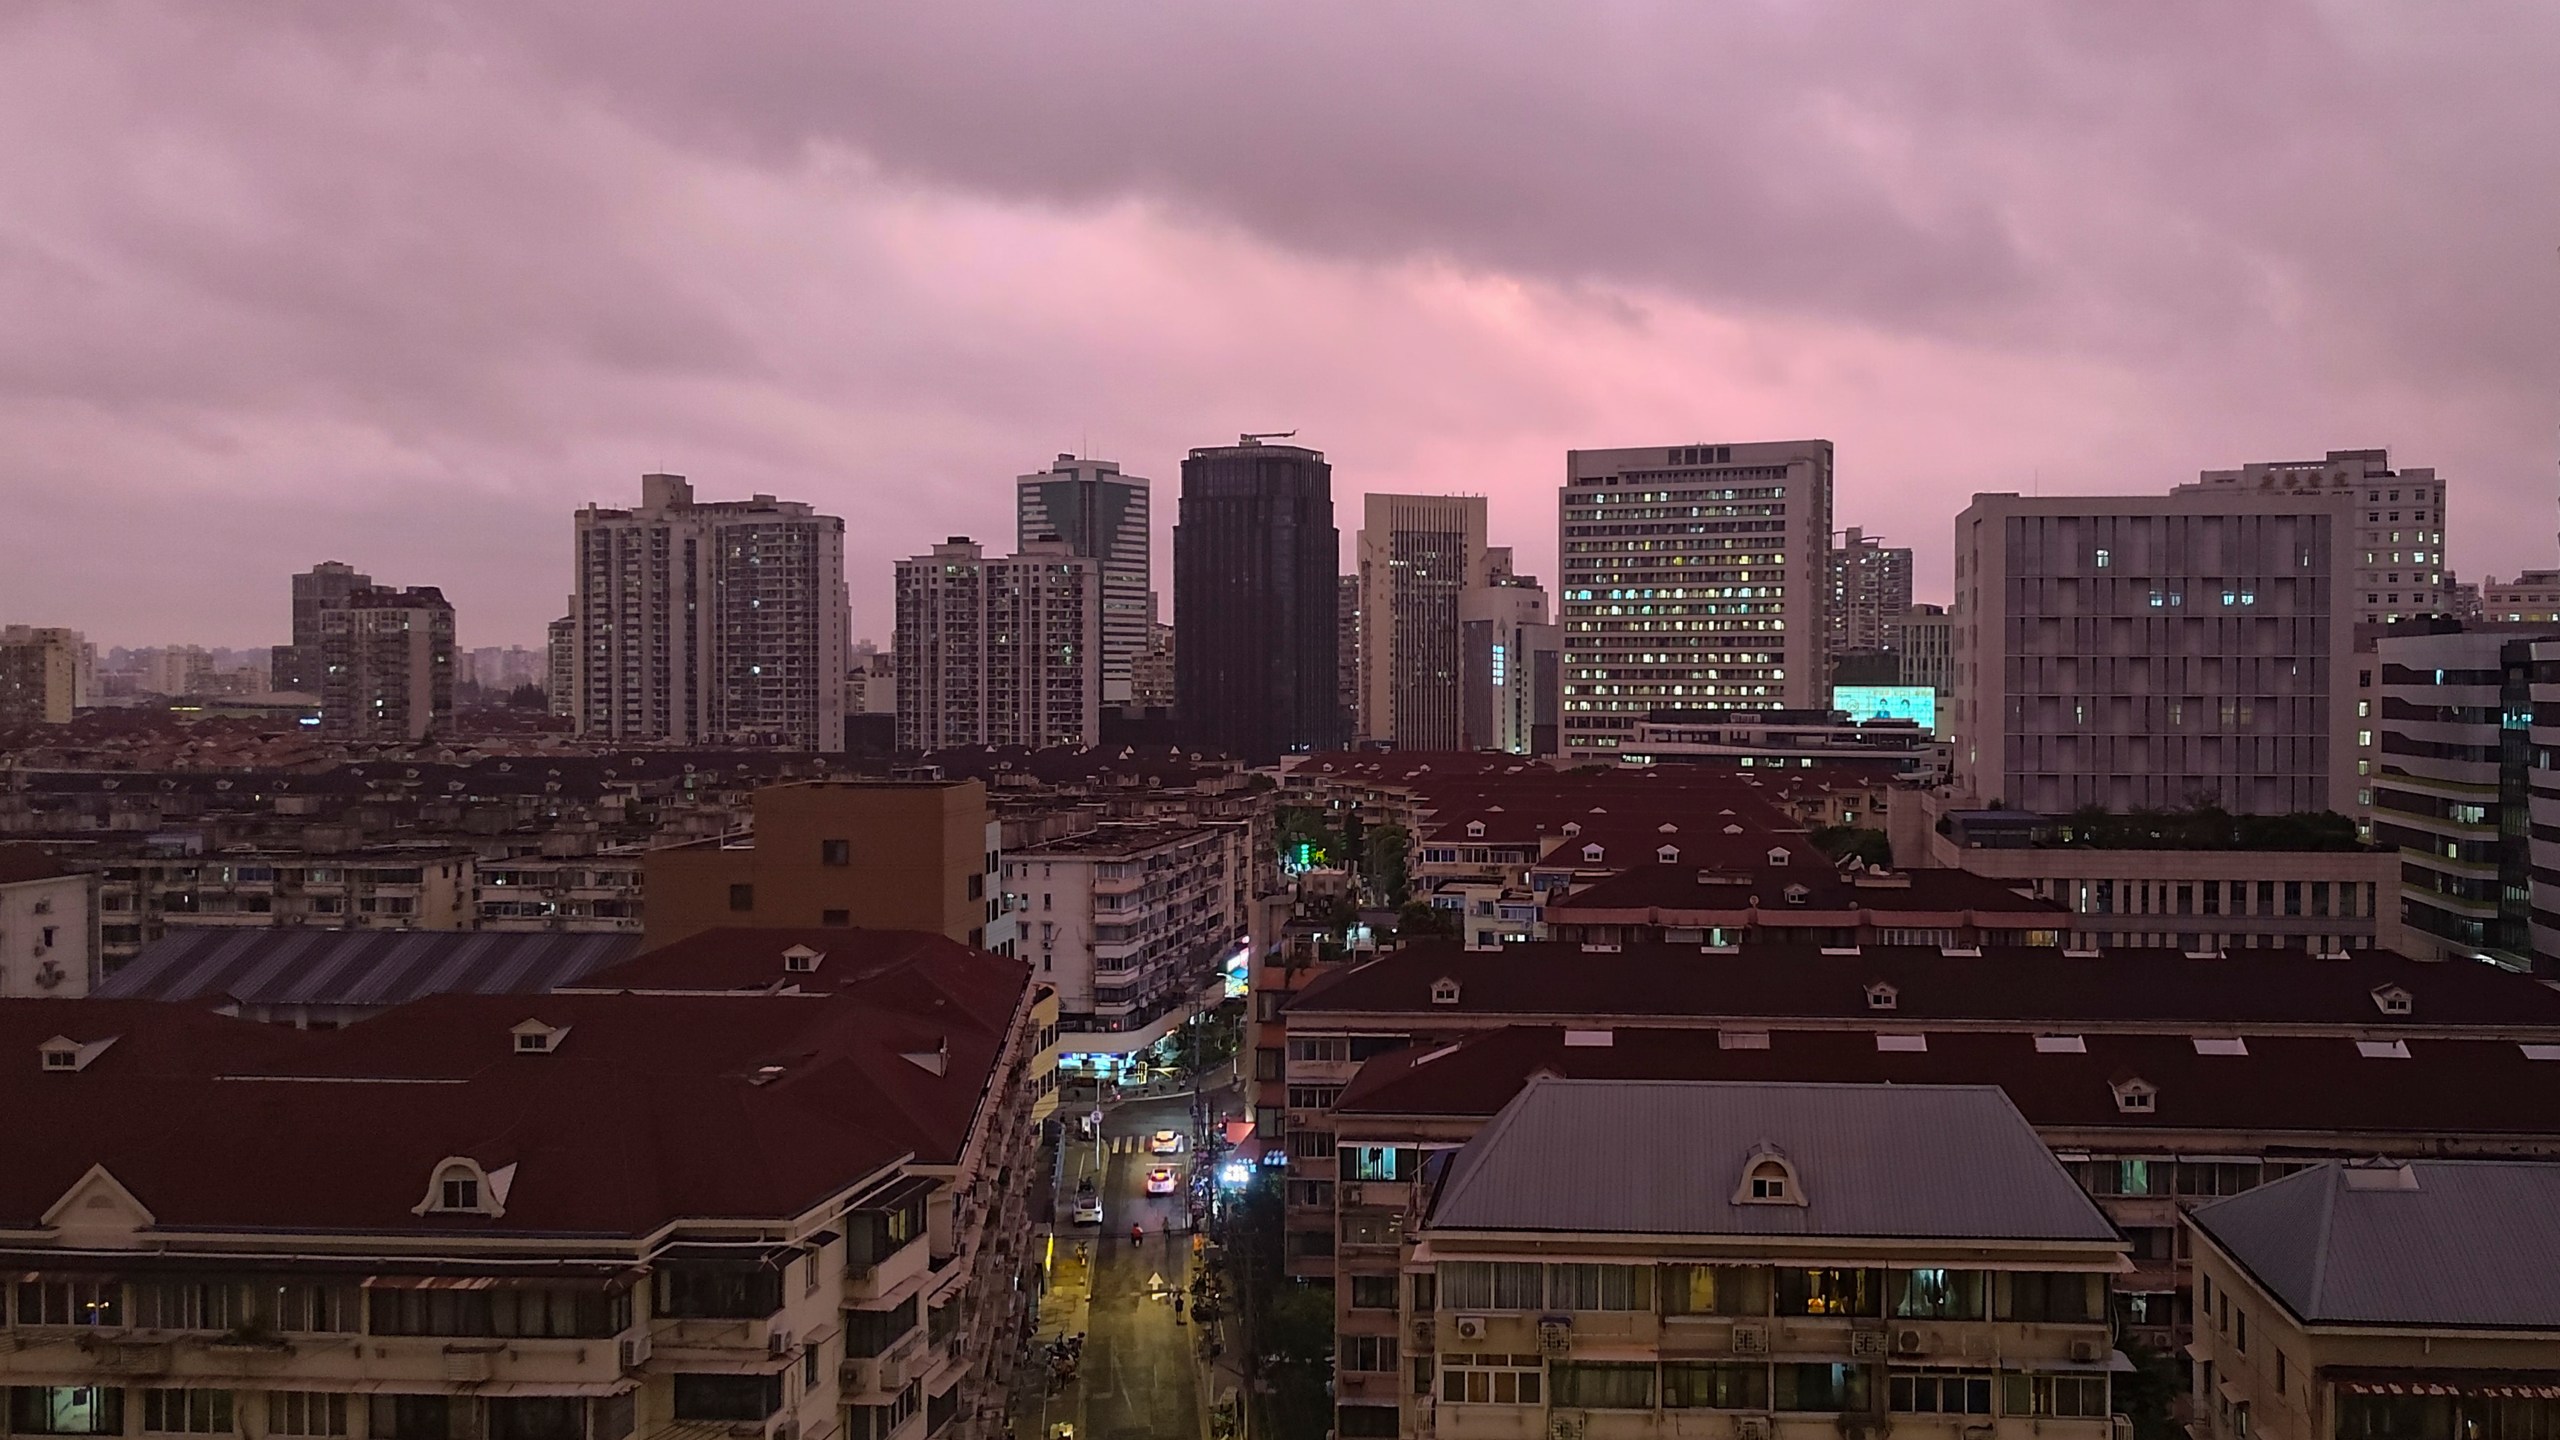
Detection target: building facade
<box><xmin>88</xmin><ymin>844</ymin><xmax>476</xmax><ymax>969</ymax></box>
<box><xmin>1015</xmin><ymin>456</ymin><xmax>1150</xmax><ymax>704</ymax></box>
<box><xmin>1132</xmin><ymin>610</ymin><xmax>1176</xmax><ymax>712</ymax></box>
<box><xmin>2184</xmin><ymin>449</ymin><xmax>2447</xmax><ymax>626</ymax></box>
<box><xmin>0</xmin><ymin>627</ymin><xmax>87</xmax><ymax>726</ymax></box>
<box><xmin>318</xmin><ymin>587</ymin><xmax>456</xmax><ymax>742</ymax></box>
<box><xmin>1559</xmin><ymin>441</ymin><xmax>1835</xmax><ymax>760</ymax></box>
<box><xmin>1887</xmin><ymin>604</ymin><xmax>1953</xmax><ymax>702</ymax></box>
<box><xmin>572</xmin><ymin>473</ymin><xmax>850</xmax><ymax>752</ymax></box>
<box><xmin>1356</xmin><ymin>495</ymin><xmax>1490</xmax><ymax>748</ymax></box>
<box><xmin>1950</xmin><ymin>490</ymin><xmax>2359</xmax><ymax>815</ymax></box>
<box><xmin>1338</xmin><ymin>575</ymin><xmax>1361</xmax><ymax>744</ymax></box>
<box><xmin>271</xmin><ymin>560</ymin><xmax>372</xmax><ymax>695</ymax></box>
<box><xmin>1360</xmin><ymin>1078</ymin><xmax>2126</xmax><ymax>1440</ymax></box>
<box><xmin>1173</xmin><ymin>438</ymin><xmax>1343</xmax><ymax>765</ymax></box>
<box><xmin>643</xmin><ymin>781</ymin><xmax>1011</xmax><ymax>954</ymax></box>
<box><xmin>2484</xmin><ymin>569</ymin><xmax>2560</xmax><ymax>623</ymax></box>
<box><xmin>1826</xmin><ymin>526</ymin><xmax>1914</xmax><ymax>668</ymax></box>
<box><xmin>0</xmin><ymin>845</ymin><xmax>93</xmax><ymax>997</ymax></box>
<box><xmin>1458</xmin><ymin>573</ymin><xmax>1559</xmax><ymax>755</ymax></box>
<box><xmin>893</xmin><ymin>538</ymin><xmax>1104</xmax><ymax>752</ymax></box>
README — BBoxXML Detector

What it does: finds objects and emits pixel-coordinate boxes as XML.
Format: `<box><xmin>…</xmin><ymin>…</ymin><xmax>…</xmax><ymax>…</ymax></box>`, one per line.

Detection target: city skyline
<box><xmin>7</xmin><ymin>6</ymin><xmax>2560</xmax><ymax>646</ymax></box>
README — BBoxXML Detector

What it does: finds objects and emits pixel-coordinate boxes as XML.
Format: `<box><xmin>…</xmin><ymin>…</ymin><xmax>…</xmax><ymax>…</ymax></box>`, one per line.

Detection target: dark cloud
<box><xmin>1</xmin><ymin>0</ymin><xmax>2555</xmax><ymax>647</ymax></box>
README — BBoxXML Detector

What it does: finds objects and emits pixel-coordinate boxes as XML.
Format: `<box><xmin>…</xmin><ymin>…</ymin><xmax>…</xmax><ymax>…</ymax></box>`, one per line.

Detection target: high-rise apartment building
<box><xmin>544</xmin><ymin>613</ymin><xmax>574</xmax><ymax>715</ymax></box>
<box><xmin>572</xmin><ymin>473</ymin><xmax>849</xmax><ymax>752</ymax></box>
<box><xmin>1016</xmin><ymin>455</ymin><xmax>1150</xmax><ymax>704</ymax></box>
<box><xmin>1826</xmin><ymin>525</ymin><xmax>1914</xmax><ymax>663</ymax></box>
<box><xmin>893</xmin><ymin>537</ymin><xmax>1104</xmax><ymax>751</ymax></box>
<box><xmin>1458</xmin><ymin>568</ymin><xmax>1561</xmax><ymax>755</ymax></box>
<box><xmin>1354</xmin><ymin>494</ymin><xmax>1489</xmax><ymax>748</ymax></box>
<box><xmin>1557</xmin><ymin>440</ymin><xmax>1834</xmax><ymax>759</ymax></box>
<box><xmin>1173</xmin><ymin>437</ymin><xmax>1342</xmax><ymax>764</ymax></box>
<box><xmin>0</xmin><ymin>627</ymin><xmax>87</xmax><ymax>726</ymax></box>
<box><xmin>2184</xmin><ymin>449</ymin><xmax>2447</xmax><ymax>625</ymax></box>
<box><xmin>1951</xmin><ymin>490</ymin><xmax>2359</xmax><ymax>815</ymax></box>
<box><xmin>1131</xmin><ymin>600</ymin><xmax>1176</xmax><ymax>711</ymax></box>
<box><xmin>318</xmin><ymin>587</ymin><xmax>455</xmax><ymax>742</ymax></box>
<box><xmin>270</xmin><ymin>560</ymin><xmax>372</xmax><ymax>695</ymax></box>
<box><xmin>1336</xmin><ymin>574</ymin><xmax>1360</xmax><ymax>742</ymax></box>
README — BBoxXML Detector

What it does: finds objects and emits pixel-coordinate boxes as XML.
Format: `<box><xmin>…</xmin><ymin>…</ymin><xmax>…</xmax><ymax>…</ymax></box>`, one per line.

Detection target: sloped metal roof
<box><xmin>1426</xmin><ymin>1077</ymin><xmax>2119</xmax><ymax>1243</ymax></box>
<box><xmin>100</xmin><ymin>928</ymin><xmax>640</xmax><ymax>1007</ymax></box>
<box><xmin>2192</xmin><ymin>1160</ymin><xmax>2560</xmax><ymax>1330</ymax></box>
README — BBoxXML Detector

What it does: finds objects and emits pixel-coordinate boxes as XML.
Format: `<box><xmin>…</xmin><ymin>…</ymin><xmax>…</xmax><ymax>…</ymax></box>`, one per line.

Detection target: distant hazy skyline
<box><xmin>6</xmin><ymin>2</ymin><xmax>2558</xmax><ymax>648</ymax></box>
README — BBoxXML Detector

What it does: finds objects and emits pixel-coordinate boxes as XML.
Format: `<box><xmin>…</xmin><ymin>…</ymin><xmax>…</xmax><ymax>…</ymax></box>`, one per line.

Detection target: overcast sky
<box><xmin>7</xmin><ymin>2</ymin><xmax>2558</xmax><ymax>649</ymax></box>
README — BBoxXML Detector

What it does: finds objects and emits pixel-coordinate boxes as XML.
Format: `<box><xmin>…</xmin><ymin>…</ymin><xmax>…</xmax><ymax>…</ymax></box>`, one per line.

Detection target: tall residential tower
<box><xmin>571</xmin><ymin>473</ymin><xmax>849</xmax><ymax>751</ymax></box>
<box><xmin>1355</xmin><ymin>493</ymin><xmax>1490</xmax><ymax>747</ymax></box>
<box><xmin>270</xmin><ymin>560</ymin><xmax>372</xmax><ymax>695</ymax></box>
<box><xmin>894</xmin><ymin>537</ymin><xmax>1104</xmax><ymax>751</ymax></box>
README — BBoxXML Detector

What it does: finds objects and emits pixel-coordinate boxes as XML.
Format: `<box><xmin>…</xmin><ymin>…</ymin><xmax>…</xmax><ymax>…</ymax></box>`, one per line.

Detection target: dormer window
<box><xmin>1580</xmin><ymin>843</ymin><xmax>1605</xmax><ymax>864</ymax></box>
<box><xmin>1864</xmin><ymin>982</ymin><xmax>1898</xmax><ymax>1011</ymax></box>
<box><xmin>1657</xmin><ymin>845</ymin><xmax>1680</xmax><ymax>864</ymax></box>
<box><xmin>783</xmin><ymin>944</ymin><xmax>824</xmax><ymax>974</ymax></box>
<box><xmin>2371</xmin><ymin>985</ymin><xmax>2413</xmax><ymax>1017</ymax></box>
<box><xmin>1723</xmin><ymin>824</ymin><xmax>1744</xmax><ymax>835</ymax></box>
<box><xmin>415</xmin><ymin>1158</ymin><xmax>512</xmax><ymax>1218</ymax></box>
<box><xmin>510</xmin><ymin>1019</ymin><xmax>567</xmax><ymax>1054</ymax></box>
<box><xmin>1562</xmin><ymin>822</ymin><xmax>1582</xmax><ymax>837</ymax></box>
<box><xmin>38</xmin><ymin>1036</ymin><xmax>114</xmax><ymax>1073</ymax></box>
<box><xmin>2111</xmin><ymin>1078</ymin><xmax>2157</xmax><ymax>1115</ymax></box>
<box><xmin>1466</xmin><ymin>821</ymin><xmax>1486</xmax><ymax>839</ymax></box>
<box><xmin>1430</xmin><ymin>977</ymin><xmax>1462</xmax><ymax>1006</ymax></box>
<box><xmin>1767</xmin><ymin>847</ymin><xmax>1790</xmax><ymax>867</ymax></box>
<box><xmin>1732</xmin><ymin>1145</ymin><xmax>1806</xmax><ymax>1207</ymax></box>
<box><xmin>1784</xmin><ymin>884</ymin><xmax>1810</xmax><ymax>906</ymax></box>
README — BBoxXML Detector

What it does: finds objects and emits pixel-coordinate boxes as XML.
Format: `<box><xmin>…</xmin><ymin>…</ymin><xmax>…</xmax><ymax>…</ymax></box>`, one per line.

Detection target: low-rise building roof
<box><xmin>1426</xmin><ymin>1077</ymin><xmax>2119</xmax><ymax>1244</ymax></box>
<box><xmin>0</xmin><ymin>843</ymin><xmax>73</xmax><ymax>886</ymax></box>
<box><xmin>2192</xmin><ymin>1160</ymin><xmax>2560</xmax><ymax>1330</ymax></box>
<box><xmin>100</xmin><ymin>928</ymin><xmax>641</xmax><ymax>1007</ymax></box>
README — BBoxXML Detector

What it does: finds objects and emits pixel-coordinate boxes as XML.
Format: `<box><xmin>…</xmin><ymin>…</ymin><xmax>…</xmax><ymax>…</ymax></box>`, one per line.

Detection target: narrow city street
<box><xmin>1031</xmin><ymin>1093</ymin><xmax>1204</xmax><ymax>1440</ymax></box>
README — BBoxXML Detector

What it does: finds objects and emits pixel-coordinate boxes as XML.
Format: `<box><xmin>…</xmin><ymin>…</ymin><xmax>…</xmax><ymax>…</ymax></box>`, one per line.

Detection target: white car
<box><xmin>1072</xmin><ymin>1196</ymin><xmax>1104</xmax><ymax>1226</ymax></box>
<box><xmin>1148</xmin><ymin>1129</ymin><xmax>1182</xmax><ymax>1155</ymax></box>
<box><xmin>1145</xmin><ymin>1166</ymin><xmax>1178</xmax><ymax>1196</ymax></box>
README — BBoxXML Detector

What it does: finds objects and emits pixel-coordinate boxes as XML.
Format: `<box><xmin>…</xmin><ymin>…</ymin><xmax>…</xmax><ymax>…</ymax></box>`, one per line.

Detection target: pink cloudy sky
<box><xmin>7</xmin><ymin>2</ymin><xmax>2559</xmax><ymax>649</ymax></box>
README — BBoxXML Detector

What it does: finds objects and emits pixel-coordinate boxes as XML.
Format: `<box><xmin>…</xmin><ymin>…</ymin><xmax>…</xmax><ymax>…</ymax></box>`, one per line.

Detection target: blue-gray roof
<box><xmin>100</xmin><ymin>928</ymin><xmax>641</xmax><ymax>1008</ymax></box>
<box><xmin>2191</xmin><ymin>1160</ymin><xmax>2560</xmax><ymax>1330</ymax></box>
<box><xmin>1426</xmin><ymin>1078</ymin><xmax>2121</xmax><ymax>1244</ymax></box>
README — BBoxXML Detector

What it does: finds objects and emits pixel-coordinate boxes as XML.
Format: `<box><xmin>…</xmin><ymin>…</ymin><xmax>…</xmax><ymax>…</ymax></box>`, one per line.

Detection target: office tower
<box><xmin>1356</xmin><ymin>494</ymin><xmax>1490</xmax><ymax>749</ymax></box>
<box><xmin>1016</xmin><ymin>455</ymin><xmax>1150</xmax><ymax>704</ymax></box>
<box><xmin>894</xmin><ymin>537</ymin><xmax>1104</xmax><ymax>752</ymax></box>
<box><xmin>1826</xmin><ymin>526</ymin><xmax>1914</xmax><ymax>663</ymax></box>
<box><xmin>572</xmin><ymin>473</ymin><xmax>849</xmax><ymax>752</ymax></box>
<box><xmin>1950</xmin><ymin>490</ymin><xmax>2358</xmax><ymax>815</ymax></box>
<box><xmin>1888</xmin><ymin>603</ymin><xmax>1955</xmax><ymax>701</ymax></box>
<box><xmin>1557</xmin><ymin>440</ymin><xmax>1834</xmax><ymax>760</ymax></box>
<box><xmin>1337</xmin><ymin>575</ymin><xmax>1360</xmax><ymax>742</ymax></box>
<box><xmin>1173</xmin><ymin>437</ymin><xmax>1342</xmax><ymax>764</ymax></box>
<box><xmin>2185</xmin><ymin>449</ymin><xmax>2447</xmax><ymax>625</ymax></box>
<box><xmin>269</xmin><ymin>560</ymin><xmax>372</xmax><ymax>695</ymax></box>
<box><xmin>0</xmin><ymin>627</ymin><xmax>86</xmax><ymax>726</ymax></box>
<box><xmin>1458</xmin><ymin>569</ymin><xmax>1561</xmax><ymax>754</ymax></box>
<box><xmin>545</xmin><ymin>614</ymin><xmax>574</xmax><ymax>715</ymax></box>
<box><xmin>2373</xmin><ymin>620</ymin><xmax>2560</xmax><ymax>970</ymax></box>
<box><xmin>317</xmin><ymin>586</ymin><xmax>455</xmax><ymax>741</ymax></box>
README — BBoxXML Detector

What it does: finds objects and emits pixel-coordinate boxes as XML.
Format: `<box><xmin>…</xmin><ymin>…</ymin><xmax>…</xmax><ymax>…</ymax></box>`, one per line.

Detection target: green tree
<box><xmin>1810</xmin><ymin>825</ymin><xmax>1893</xmax><ymax>868</ymax></box>
<box><xmin>1362</xmin><ymin>821</ymin><xmax>1412</xmax><ymax>901</ymax></box>
<box><xmin>1395</xmin><ymin>899</ymin><xmax>1460</xmax><ymax>942</ymax></box>
<box><xmin>2114</xmin><ymin>1338</ymin><xmax>2181</xmax><ymax>1440</ymax></box>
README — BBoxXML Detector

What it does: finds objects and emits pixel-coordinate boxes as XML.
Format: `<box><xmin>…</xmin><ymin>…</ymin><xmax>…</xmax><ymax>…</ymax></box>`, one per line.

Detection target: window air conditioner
<box><xmin>768</xmin><ymin>1330</ymin><xmax>791</xmax><ymax>1357</ymax></box>
<box><xmin>618</xmin><ymin>1334</ymin><xmax>652</xmax><ymax>1370</ymax></box>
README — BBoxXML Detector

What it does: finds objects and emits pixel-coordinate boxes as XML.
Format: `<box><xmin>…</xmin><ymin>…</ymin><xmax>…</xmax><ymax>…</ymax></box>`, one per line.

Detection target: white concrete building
<box><xmin>1558</xmin><ymin>441</ymin><xmax>1834</xmax><ymax>760</ymax></box>
<box><xmin>0</xmin><ymin>845</ymin><xmax>93</xmax><ymax>997</ymax></box>
<box><xmin>2184</xmin><ymin>448</ymin><xmax>2447</xmax><ymax>626</ymax></box>
<box><xmin>572</xmin><ymin>473</ymin><xmax>850</xmax><ymax>752</ymax></box>
<box><xmin>1015</xmin><ymin>456</ymin><xmax>1150</xmax><ymax>705</ymax></box>
<box><xmin>1357</xmin><ymin>494</ymin><xmax>1491</xmax><ymax>747</ymax></box>
<box><xmin>893</xmin><ymin>538</ymin><xmax>1104</xmax><ymax>752</ymax></box>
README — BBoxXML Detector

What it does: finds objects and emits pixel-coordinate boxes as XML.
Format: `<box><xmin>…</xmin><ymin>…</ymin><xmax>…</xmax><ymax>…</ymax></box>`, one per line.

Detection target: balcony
<box><xmin>838</xmin><ymin>1333</ymin><xmax>923</xmax><ymax>1401</ymax></box>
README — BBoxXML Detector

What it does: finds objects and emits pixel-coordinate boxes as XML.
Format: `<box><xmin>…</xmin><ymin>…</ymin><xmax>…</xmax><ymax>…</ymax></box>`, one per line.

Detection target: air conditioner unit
<box><xmin>1452</xmin><ymin>1315</ymin><xmax>1489</xmax><ymax>1343</ymax></box>
<box><xmin>1893</xmin><ymin>1327</ymin><xmax>1926</xmax><ymax>1356</ymax></box>
<box><xmin>1849</xmin><ymin>1328</ymin><xmax>1889</xmax><ymax>1359</ymax></box>
<box><xmin>1548</xmin><ymin>1412</ymin><xmax>1585</xmax><ymax>1440</ymax></box>
<box><xmin>1537</xmin><ymin>1318</ymin><xmax>1571</xmax><ymax>1356</ymax></box>
<box><xmin>1737</xmin><ymin>1417</ymin><xmax>1774</xmax><ymax>1440</ymax></box>
<box><xmin>1729</xmin><ymin>1322</ymin><xmax>1769</xmax><ymax>1355</ymax></box>
<box><xmin>618</xmin><ymin>1334</ymin><xmax>652</xmax><ymax>1370</ymax></box>
<box><xmin>768</xmin><ymin>1330</ymin><xmax>792</xmax><ymax>1357</ymax></box>
<box><xmin>2069</xmin><ymin>1337</ymin><xmax>2104</xmax><ymax>1364</ymax></box>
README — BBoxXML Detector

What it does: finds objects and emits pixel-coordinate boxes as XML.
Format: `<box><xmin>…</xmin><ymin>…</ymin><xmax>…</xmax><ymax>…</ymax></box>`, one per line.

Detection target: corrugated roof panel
<box><xmin>100</xmin><ymin>929</ymin><xmax>642</xmax><ymax>1009</ymax></box>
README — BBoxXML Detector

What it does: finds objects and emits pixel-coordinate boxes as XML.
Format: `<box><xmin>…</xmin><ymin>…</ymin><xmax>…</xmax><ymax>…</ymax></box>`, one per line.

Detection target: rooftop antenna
<box><xmin>1240</xmin><ymin>430</ymin><xmax>1298</xmax><ymax>446</ymax></box>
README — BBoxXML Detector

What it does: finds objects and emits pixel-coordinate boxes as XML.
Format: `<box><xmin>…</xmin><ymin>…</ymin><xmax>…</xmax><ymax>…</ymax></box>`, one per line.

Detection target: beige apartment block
<box><xmin>0</xmin><ymin>844</ymin><xmax>94</xmax><ymax>996</ymax></box>
<box><xmin>1357</xmin><ymin>494</ymin><xmax>1491</xmax><ymax>748</ymax></box>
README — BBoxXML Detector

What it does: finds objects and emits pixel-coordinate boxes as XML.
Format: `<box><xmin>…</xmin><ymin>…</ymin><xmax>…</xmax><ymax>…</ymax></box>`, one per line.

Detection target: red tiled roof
<box><xmin>1286</xmin><ymin>940</ymin><xmax>2560</xmax><ymax>1034</ymax></box>
<box><xmin>1337</xmin><ymin>1024</ymin><xmax>2560</xmax><ymax>1138</ymax></box>
<box><xmin>0</xmin><ymin>930</ymin><xmax>1031</xmax><ymax>1238</ymax></box>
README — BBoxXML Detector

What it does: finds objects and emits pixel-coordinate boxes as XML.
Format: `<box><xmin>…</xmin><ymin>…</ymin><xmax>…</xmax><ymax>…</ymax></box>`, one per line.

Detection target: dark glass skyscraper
<box><xmin>1175</xmin><ymin>438</ymin><xmax>1342</xmax><ymax>764</ymax></box>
